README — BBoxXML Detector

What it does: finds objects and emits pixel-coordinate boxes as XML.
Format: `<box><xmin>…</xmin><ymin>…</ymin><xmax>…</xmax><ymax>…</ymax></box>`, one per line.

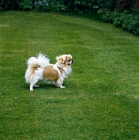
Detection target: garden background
<box><xmin>0</xmin><ymin>0</ymin><xmax>139</xmax><ymax>36</ymax></box>
<box><xmin>0</xmin><ymin>0</ymin><xmax>139</xmax><ymax>139</ymax></box>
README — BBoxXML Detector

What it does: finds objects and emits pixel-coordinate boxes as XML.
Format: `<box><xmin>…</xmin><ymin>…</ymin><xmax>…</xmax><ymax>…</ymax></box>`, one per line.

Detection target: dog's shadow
<box><xmin>37</xmin><ymin>83</ymin><xmax>56</xmax><ymax>90</ymax></box>
<box><xmin>24</xmin><ymin>82</ymin><xmax>60</xmax><ymax>91</ymax></box>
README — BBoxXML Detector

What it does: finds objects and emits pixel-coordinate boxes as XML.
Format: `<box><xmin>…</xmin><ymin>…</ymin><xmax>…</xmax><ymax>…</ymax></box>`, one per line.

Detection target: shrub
<box><xmin>0</xmin><ymin>0</ymin><xmax>21</xmax><ymax>10</ymax></box>
<box><xmin>97</xmin><ymin>9</ymin><xmax>139</xmax><ymax>36</ymax></box>
<box><xmin>121</xmin><ymin>14</ymin><xmax>134</xmax><ymax>30</ymax></box>
<box><xmin>34</xmin><ymin>0</ymin><xmax>50</xmax><ymax>12</ymax></box>
<box><xmin>116</xmin><ymin>0</ymin><xmax>134</xmax><ymax>12</ymax></box>
<box><xmin>97</xmin><ymin>9</ymin><xmax>113</xmax><ymax>22</ymax></box>
<box><xmin>128</xmin><ymin>20</ymin><xmax>139</xmax><ymax>35</ymax></box>
<box><xmin>19</xmin><ymin>0</ymin><xmax>33</xmax><ymax>11</ymax></box>
<box><xmin>114</xmin><ymin>15</ymin><xmax>124</xmax><ymax>27</ymax></box>
<box><xmin>102</xmin><ymin>10</ymin><xmax>113</xmax><ymax>23</ymax></box>
<box><xmin>0</xmin><ymin>0</ymin><xmax>139</xmax><ymax>36</ymax></box>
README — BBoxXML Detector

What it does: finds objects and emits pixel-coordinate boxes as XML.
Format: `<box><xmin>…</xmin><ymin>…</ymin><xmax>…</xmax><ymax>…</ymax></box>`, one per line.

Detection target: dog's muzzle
<box><xmin>71</xmin><ymin>60</ymin><xmax>73</xmax><ymax>64</ymax></box>
<box><xmin>68</xmin><ymin>60</ymin><xmax>73</xmax><ymax>65</ymax></box>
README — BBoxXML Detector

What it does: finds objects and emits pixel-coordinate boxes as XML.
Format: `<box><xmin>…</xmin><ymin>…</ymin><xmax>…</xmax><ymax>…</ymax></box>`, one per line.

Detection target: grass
<box><xmin>0</xmin><ymin>11</ymin><xmax>139</xmax><ymax>139</ymax></box>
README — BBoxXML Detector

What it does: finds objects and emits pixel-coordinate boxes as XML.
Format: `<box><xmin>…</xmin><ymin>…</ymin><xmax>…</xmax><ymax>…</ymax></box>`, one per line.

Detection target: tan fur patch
<box><xmin>29</xmin><ymin>64</ymin><xmax>40</xmax><ymax>77</ymax></box>
<box><xmin>43</xmin><ymin>65</ymin><xmax>59</xmax><ymax>82</ymax></box>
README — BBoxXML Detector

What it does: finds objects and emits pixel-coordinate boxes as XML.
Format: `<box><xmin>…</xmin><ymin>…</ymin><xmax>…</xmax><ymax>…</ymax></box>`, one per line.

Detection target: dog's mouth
<box><xmin>64</xmin><ymin>58</ymin><xmax>73</xmax><ymax>65</ymax></box>
<box><xmin>68</xmin><ymin>60</ymin><xmax>73</xmax><ymax>65</ymax></box>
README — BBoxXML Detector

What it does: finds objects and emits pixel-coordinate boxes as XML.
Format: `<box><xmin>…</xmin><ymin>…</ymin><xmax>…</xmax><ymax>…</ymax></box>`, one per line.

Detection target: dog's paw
<box><xmin>60</xmin><ymin>85</ymin><xmax>65</xmax><ymax>88</ymax></box>
<box><xmin>34</xmin><ymin>84</ymin><xmax>39</xmax><ymax>88</ymax></box>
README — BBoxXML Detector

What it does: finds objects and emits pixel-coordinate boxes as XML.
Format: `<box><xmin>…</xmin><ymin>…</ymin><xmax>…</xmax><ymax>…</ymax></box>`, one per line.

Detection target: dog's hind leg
<box><xmin>30</xmin><ymin>84</ymin><xmax>34</xmax><ymax>91</ymax></box>
<box><xmin>30</xmin><ymin>82</ymin><xmax>38</xmax><ymax>91</ymax></box>
<box><xmin>30</xmin><ymin>77</ymin><xmax>39</xmax><ymax>91</ymax></box>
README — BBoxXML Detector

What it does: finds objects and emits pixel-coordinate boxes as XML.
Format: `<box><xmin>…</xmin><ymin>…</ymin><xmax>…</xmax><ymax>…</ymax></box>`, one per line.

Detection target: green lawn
<box><xmin>0</xmin><ymin>11</ymin><xmax>139</xmax><ymax>140</ymax></box>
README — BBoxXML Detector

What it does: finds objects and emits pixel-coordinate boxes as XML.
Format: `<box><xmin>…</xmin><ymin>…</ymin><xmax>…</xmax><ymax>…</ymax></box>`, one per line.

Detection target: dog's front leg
<box><xmin>30</xmin><ymin>84</ymin><xmax>39</xmax><ymax>90</ymax></box>
<box><xmin>55</xmin><ymin>78</ymin><xmax>65</xmax><ymax>88</ymax></box>
<box><xmin>60</xmin><ymin>85</ymin><xmax>65</xmax><ymax>88</ymax></box>
<box><xmin>34</xmin><ymin>84</ymin><xmax>39</xmax><ymax>87</ymax></box>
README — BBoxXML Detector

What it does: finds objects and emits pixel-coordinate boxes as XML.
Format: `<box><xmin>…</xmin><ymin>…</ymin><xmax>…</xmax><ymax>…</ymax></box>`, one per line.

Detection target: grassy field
<box><xmin>0</xmin><ymin>11</ymin><xmax>139</xmax><ymax>139</ymax></box>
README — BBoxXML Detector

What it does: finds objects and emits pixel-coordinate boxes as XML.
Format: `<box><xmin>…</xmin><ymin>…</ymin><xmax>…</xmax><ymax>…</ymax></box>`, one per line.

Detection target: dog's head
<box><xmin>56</xmin><ymin>54</ymin><xmax>73</xmax><ymax>66</ymax></box>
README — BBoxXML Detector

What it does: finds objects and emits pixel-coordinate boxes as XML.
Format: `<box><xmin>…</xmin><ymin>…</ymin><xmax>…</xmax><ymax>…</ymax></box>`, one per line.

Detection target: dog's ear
<box><xmin>59</xmin><ymin>58</ymin><xmax>65</xmax><ymax>64</ymax></box>
<box><xmin>56</xmin><ymin>56</ymin><xmax>65</xmax><ymax>64</ymax></box>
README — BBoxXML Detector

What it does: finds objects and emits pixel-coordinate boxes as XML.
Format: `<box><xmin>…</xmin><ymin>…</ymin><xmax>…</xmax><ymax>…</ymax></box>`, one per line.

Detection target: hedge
<box><xmin>0</xmin><ymin>0</ymin><xmax>139</xmax><ymax>36</ymax></box>
<box><xmin>97</xmin><ymin>10</ymin><xmax>139</xmax><ymax>36</ymax></box>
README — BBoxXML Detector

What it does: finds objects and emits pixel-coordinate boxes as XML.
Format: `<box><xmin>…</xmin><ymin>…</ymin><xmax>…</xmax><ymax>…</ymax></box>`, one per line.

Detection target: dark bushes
<box><xmin>0</xmin><ymin>0</ymin><xmax>21</xmax><ymax>10</ymax></box>
<box><xmin>97</xmin><ymin>9</ymin><xmax>139</xmax><ymax>36</ymax></box>
<box><xmin>1</xmin><ymin>0</ymin><xmax>139</xmax><ymax>14</ymax></box>
<box><xmin>0</xmin><ymin>0</ymin><xmax>139</xmax><ymax>36</ymax></box>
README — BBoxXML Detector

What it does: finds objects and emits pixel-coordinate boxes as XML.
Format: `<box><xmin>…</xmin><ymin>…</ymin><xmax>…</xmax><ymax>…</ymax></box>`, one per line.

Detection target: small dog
<box><xmin>25</xmin><ymin>53</ymin><xmax>73</xmax><ymax>91</ymax></box>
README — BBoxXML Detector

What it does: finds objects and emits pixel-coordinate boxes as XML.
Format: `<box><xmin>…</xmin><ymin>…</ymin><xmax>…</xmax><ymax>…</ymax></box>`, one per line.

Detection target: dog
<box><xmin>25</xmin><ymin>53</ymin><xmax>73</xmax><ymax>91</ymax></box>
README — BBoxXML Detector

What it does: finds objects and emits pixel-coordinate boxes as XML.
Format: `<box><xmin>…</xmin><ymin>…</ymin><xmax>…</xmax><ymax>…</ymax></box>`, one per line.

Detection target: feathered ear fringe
<box><xmin>56</xmin><ymin>55</ymin><xmax>66</xmax><ymax>64</ymax></box>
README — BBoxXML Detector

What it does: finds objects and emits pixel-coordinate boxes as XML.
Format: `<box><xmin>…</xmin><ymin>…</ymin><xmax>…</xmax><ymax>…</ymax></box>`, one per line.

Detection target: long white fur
<box><xmin>34</xmin><ymin>67</ymin><xmax>44</xmax><ymax>80</ymax></box>
<box><xmin>37</xmin><ymin>53</ymin><xmax>50</xmax><ymax>68</ymax></box>
<box><xmin>26</xmin><ymin>53</ymin><xmax>49</xmax><ymax>68</ymax></box>
<box><xmin>25</xmin><ymin>54</ymin><xmax>50</xmax><ymax>84</ymax></box>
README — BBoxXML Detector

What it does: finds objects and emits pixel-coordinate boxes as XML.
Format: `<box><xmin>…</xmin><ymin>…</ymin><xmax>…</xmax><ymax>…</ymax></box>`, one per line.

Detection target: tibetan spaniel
<box><xmin>25</xmin><ymin>53</ymin><xmax>73</xmax><ymax>91</ymax></box>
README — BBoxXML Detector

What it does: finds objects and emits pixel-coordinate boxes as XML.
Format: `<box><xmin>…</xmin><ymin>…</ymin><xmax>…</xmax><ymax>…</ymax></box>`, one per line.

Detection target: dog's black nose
<box><xmin>71</xmin><ymin>60</ymin><xmax>73</xmax><ymax>64</ymax></box>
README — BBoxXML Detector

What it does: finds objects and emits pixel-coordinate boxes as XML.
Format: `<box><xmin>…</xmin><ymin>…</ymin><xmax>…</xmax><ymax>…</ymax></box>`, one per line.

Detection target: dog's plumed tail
<box><xmin>25</xmin><ymin>53</ymin><xmax>50</xmax><ymax>83</ymax></box>
<box><xmin>27</xmin><ymin>53</ymin><xmax>50</xmax><ymax>68</ymax></box>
